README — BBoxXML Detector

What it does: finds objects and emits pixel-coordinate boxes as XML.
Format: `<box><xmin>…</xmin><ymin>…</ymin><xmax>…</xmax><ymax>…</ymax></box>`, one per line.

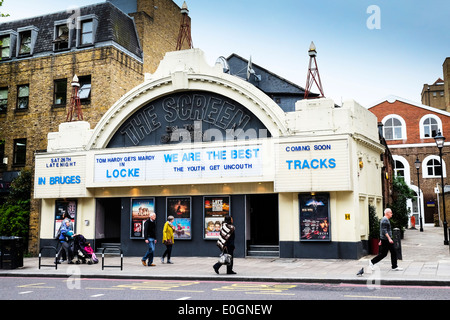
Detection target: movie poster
<box><xmin>204</xmin><ymin>196</ymin><xmax>230</xmax><ymax>239</ymax></box>
<box><xmin>131</xmin><ymin>198</ymin><xmax>155</xmax><ymax>239</ymax></box>
<box><xmin>167</xmin><ymin>197</ymin><xmax>191</xmax><ymax>240</ymax></box>
<box><xmin>299</xmin><ymin>193</ymin><xmax>330</xmax><ymax>241</ymax></box>
<box><xmin>54</xmin><ymin>200</ymin><xmax>77</xmax><ymax>238</ymax></box>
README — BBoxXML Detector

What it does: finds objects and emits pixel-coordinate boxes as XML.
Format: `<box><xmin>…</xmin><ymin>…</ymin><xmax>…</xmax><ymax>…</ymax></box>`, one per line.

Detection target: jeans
<box><xmin>57</xmin><ymin>241</ymin><xmax>73</xmax><ymax>262</ymax></box>
<box><xmin>142</xmin><ymin>238</ymin><xmax>155</xmax><ymax>264</ymax></box>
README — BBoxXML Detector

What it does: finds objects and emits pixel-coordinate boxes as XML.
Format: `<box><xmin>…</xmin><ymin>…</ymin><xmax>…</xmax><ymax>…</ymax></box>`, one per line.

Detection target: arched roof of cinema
<box><xmin>87</xmin><ymin>49</ymin><xmax>289</xmax><ymax>150</ymax></box>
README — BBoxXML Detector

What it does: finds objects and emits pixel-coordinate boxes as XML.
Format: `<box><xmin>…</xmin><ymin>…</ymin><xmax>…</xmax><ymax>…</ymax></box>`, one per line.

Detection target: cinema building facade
<box><xmin>35</xmin><ymin>49</ymin><xmax>384</xmax><ymax>259</ymax></box>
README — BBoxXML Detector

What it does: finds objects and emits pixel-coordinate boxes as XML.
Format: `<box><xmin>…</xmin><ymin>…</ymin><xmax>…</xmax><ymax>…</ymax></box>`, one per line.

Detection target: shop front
<box><xmin>35</xmin><ymin>49</ymin><xmax>384</xmax><ymax>259</ymax></box>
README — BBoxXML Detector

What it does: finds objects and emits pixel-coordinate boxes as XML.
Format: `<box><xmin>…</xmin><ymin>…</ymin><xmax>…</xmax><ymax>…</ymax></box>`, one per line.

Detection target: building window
<box><xmin>17</xmin><ymin>84</ymin><xmax>29</xmax><ymax>110</ymax></box>
<box><xmin>53</xmin><ymin>24</ymin><xmax>69</xmax><ymax>51</ymax></box>
<box><xmin>419</xmin><ymin>114</ymin><xmax>442</xmax><ymax>139</ymax></box>
<box><xmin>394</xmin><ymin>160</ymin><xmax>405</xmax><ymax>179</ymax></box>
<box><xmin>13</xmin><ymin>138</ymin><xmax>26</xmax><ymax>166</ymax></box>
<box><xmin>81</xmin><ymin>20</ymin><xmax>93</xmax><ymax>45</ymax></box>
<box><xmin>76</xmin><ymin>15</ymin><xmax>98</xmax><ymax>47</ymax></box>
<box><xmin>383</xmin><ymin>116</ymin><xmax>405</xmax><ymax>140</ymax></box>
<box><xmin>0</xmin><ymin>35</ymin><xmax>11</xmax><ymax>59</ymax></box>
<box><xmin>78</xmin><ymin>75</ymin><xmax>91</xmax><ymax>104</ymax></box>
<box><xmin>423</xmin><ymin>117</ymin><xmax>439</xmax><ymax>138</ymax></box>
<box><xmin>18</xmin><ymin>30</ymin><xmax>32</xmax><ymax>55</ymax></box>
<box><xmin>16</xmin><ymin>26</ymin><xmax>38</xmax><ymax>57</ymax></box>
<box><xmin>426</xmin><ymin>158</ymin><xmax>442</xmax><ymax>177</ymax></box>
<box><xmin>0</xmin><ymin>87</ymin><xmax>8</xmax><ymax>113</ymax></box>
<box><xmin>422</xmin><ymin>155</ymin><xmax>446</xmax><ymax>178</ymax></box>
<box><xmin>54</xmin><ymin>79</ymin><xmax>67</xmax><ymax>106</ymax></box>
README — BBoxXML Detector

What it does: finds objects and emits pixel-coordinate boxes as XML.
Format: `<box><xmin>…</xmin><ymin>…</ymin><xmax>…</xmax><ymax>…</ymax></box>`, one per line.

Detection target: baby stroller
<box><xmin>73</xmin><ymin>234</ymin><xmax>95</xmax><ymax>264</ymax></box>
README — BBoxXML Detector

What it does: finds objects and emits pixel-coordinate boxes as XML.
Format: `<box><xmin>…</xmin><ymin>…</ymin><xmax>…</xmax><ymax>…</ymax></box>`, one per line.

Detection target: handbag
<box><xmin>164</xmin><ymin>239</ymin><xmax>173</xmax><ymax>245</ymax></box>
<box><xmin>218</xmin><ymin>249</ymin><xmax>232</xmax><ymax>265</ymax></box>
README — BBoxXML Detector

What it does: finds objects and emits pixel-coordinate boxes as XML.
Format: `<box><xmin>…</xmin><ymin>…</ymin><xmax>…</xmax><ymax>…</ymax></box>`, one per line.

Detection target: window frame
<box><xmin>76</xmin><ymin>15</ymin><xmax>98</xmax><ymax>48</ymax></box>
<box><xmin>53</xmin><ymin>78</ymin><xmax>68</xmax><ymax>107</ymax></box>
<box><xmin>0</xmin><ymin>30</ymin><xmax>17</xmax><ymax>60</ymax></box>
<box><xmin>419</xmin><ymin>114</ymin><xmax>442</xmax><ymax>139</ymax></box>
<box><xmin>78</xmin><ymin>75</ymin><xmax>91</xmax><ymax>104</ymax></box>
<box><xmin>392</xmin><ymin>155</ymin><xmax>411</xmax><ymax>184</ymax></box>
<box><xmin>382</xmin><ymin>114</ymin><xmax>407</xmax><ymax>141</ymax></box>
<box><xmin>13</xmin><ymin>138</ymin><xmax>27</xmax><ymax>166</ymax></box>
<box><xmin>16</xmin><ymin>26</ymin><xmax>39</xmax><ymax>57</ymax></box>
<box><xmin>53</xmin><ymin>20</ymin><xmax>71</xmax><ymax>52</ymax></box>
<box><xmin>16</xmin><ymin>84</ymin><xmax>30</xmax><ymax>110</ymax></box>
<box><xmin>422</xmin><ymin>155</ymin><xmax>446</xmax><ymax>178</ymax></box>
<box><xmin>0</xmin><ymin>87</ymin><xmax>8</xmax><ymax>113</ymax></box>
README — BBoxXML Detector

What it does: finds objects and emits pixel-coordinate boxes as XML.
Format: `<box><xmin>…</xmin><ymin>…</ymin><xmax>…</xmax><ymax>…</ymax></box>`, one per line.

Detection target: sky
<box><xmin>1</xmin><ymin>0</ymin><xmax>449</xmax><ymax>107</ymax></box>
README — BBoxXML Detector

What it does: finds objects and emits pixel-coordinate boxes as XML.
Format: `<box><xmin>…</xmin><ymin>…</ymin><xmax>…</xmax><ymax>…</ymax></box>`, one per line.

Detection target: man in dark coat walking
<box><xmin>142</xmin><ymin>212</ymin><xmax>157</xmax><ymax>266</ymax></box>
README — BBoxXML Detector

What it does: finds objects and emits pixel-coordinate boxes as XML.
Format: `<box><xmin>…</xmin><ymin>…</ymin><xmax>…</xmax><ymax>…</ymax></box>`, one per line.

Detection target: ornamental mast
<box><xmin>304</xmin><ymin>41</ymin><xmax>325</xmax><ymax>99</ymax></box>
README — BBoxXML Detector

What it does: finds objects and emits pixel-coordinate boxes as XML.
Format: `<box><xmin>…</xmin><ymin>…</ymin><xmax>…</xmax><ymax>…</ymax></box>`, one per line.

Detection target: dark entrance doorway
<box><xmin>248</xmin><ymin>194</ymin><xmax>279</xmax><ymax>245</ymax></box>
<box><xmin>95</xmin><ymin>198</ymin><xmax>121</xmax><ymax>249</ymax></box>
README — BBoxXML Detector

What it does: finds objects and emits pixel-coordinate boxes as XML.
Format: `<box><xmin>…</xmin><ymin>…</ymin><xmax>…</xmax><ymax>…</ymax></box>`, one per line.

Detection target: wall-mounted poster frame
<box><xmin>299</xmin><ymin>193</ymin><xmax>330</xmax><ymax>241</ymax></box>
<box><xmin>203</xmin><ymin>196</ymin><xmax>230</xmax><ymax>239</ymax></box>
<box><xmin>166</xmin><ymin>196</ymin><xmax>192</xmax><ymax>240</ymax></box>
<box><xmin>130</xmin><ymin>197</ymin><xmax>155</xmax><ymax>239</ymax></box>
<box><xmin>54</xmin><ymin>199</ymin><xmax>77</xmax><ymax>238</ymax></box>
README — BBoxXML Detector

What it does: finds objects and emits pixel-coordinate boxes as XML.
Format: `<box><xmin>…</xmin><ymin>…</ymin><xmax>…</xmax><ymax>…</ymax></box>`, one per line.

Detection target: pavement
<box><xmin>1</xmin><ymin>225</ymin><xmax>449</xmax><ymax>286</ymax></box>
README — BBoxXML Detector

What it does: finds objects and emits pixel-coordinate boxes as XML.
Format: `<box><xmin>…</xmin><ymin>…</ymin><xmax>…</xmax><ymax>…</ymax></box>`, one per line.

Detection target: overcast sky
<box><xmin>2</xmin><ymin>0</ymin><xmax>449</xmax><ymax>107</ymax></box>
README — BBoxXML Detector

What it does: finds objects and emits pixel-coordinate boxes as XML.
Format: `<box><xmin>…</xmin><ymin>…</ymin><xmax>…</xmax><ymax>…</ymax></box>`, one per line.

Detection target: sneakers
<box><xmin>392</xmin><ymin>267</ymin><xmax>404</xmax><ymax>271</ymax></box>
<box><xmin>369</xmin><ymin>260</ymin><xmax>374</xmax><ymax>271</ymax></box>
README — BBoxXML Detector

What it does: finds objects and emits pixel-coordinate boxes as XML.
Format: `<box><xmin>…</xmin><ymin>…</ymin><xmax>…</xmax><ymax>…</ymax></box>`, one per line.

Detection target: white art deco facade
<box><xmin>35</xmin><ymin>49</ymin><xmax>384</xmax><ymax>259</ymax></box>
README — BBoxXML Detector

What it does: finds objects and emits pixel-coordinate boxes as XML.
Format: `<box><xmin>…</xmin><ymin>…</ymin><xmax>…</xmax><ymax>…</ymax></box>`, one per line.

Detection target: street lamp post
<box><xmin>434</xmin><ymin>130</ymin><xmax>449</xmax><ymax>245</ymax></box>
<box><xmin>414</xmin><ymin>157</ymin><xmax>423</xmax><ymax>232</ymax></box>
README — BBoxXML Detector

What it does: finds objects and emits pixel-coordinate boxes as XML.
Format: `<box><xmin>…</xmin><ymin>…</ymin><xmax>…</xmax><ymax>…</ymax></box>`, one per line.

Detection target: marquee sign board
<box><xmin>107</xmin><ymin>91</ymin><xmax>270</xmax><ymax>148</ymax></box>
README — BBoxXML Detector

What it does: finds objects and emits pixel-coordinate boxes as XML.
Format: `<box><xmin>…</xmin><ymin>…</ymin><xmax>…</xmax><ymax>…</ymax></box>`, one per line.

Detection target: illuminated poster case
<box><xmin>130</xmin><ymin>198</ymin><xmax>155</xmax><ymax>239</ymax></box>
<box><xmin>166</xmin><ymin>197</ymin><xmax>192</xmax><ymax>240</ymax></box>
<box><xmin>203</xmin><ymin>196</ymin><xmax>230</xmax><ymax>240</ymax></box>
<box><xmin>299</xmin><ymin>193</ymin><xmax>330</xmax><ymax>241</ymax></box>
<box><xmin>54</xmin><ymin>199</ymin><xmax>77</xmax><ymax>238</ymax></box>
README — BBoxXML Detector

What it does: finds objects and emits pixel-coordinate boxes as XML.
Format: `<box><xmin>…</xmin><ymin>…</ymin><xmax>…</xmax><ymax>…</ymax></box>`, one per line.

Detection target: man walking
<box><xmin>142</xmin><ymin>212</ymin><xmax>157</xmax><ymax>266</ymax></box>
<box><xmin>370</xmin><ymin>208</ymin><xmax>403</xmax><ymax>271</ymax></box>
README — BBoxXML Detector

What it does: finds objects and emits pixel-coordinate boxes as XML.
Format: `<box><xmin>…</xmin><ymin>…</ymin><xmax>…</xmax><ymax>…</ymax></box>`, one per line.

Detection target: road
<box><xmin>1</xmin><ymin>276</ymin><xmax>449</xmax><ymax>301</ymax></box>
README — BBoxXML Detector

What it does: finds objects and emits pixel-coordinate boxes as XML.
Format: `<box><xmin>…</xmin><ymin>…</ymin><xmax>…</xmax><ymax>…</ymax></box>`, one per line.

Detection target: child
<box><xmin>84</xmin><ymin>242</ymin><xmax>98</xmax><ymax>264</ymax></box>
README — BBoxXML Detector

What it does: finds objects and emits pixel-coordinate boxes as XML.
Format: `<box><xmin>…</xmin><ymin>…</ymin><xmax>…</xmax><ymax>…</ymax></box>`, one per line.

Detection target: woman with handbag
<box><xmin>213</xmin><ymin>216</ymin><xmax>236</xmax><ymax>275</ymax></box>
<box><xmin>161</xmin><ymin>215</ymin><xmax>175</xmax><ymax>264</ymax></box>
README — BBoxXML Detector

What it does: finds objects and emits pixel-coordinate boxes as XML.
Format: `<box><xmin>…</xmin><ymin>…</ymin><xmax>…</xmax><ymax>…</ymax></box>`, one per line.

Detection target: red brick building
<box><xmin>369</xmin><ymin>96</ymin><xmax>450</xmax><ymax>227</ymax></box>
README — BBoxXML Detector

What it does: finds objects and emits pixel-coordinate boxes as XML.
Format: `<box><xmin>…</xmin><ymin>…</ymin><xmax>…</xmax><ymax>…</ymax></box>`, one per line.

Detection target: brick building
<box><xmin>369</xmin><ymin>95</ymin><xmax>450</xmax><ymax>227</ymax></box>
<box><xmin>0</xmin><ymin>0</ymin><xmax>189</xmax><ymax>253</ymax></box>
<box><xmin>421</xmin><ymin>57</ymin><xmax>450</xmax><ymax>111</ymax></box>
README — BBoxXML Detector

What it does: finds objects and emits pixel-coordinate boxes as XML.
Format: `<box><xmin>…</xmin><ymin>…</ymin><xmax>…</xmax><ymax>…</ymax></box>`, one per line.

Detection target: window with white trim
<box><xmin>382</xmin><ymin>115</ymin><xmax>406</xmax><ymax>140</ymax></box>
<box><xmin>419</xmin><ymin>114</ymin><xmax>442</xmax><ymax>139</ymax></box>
<box><xmin>422</xmin><ymin>155</ymin><xmax>446</xmax><ymax>178</ymax></box>
<box><xmin>394</xmin><ymin>160</ymin><xmax>405</xmax><ymax>179</ymax></box>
